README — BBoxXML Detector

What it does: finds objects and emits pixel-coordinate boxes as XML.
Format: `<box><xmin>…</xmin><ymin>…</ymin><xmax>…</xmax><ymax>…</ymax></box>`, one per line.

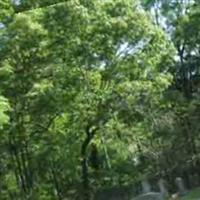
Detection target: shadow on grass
<box><xmin>180</xmin><ymin>188</ymin><xmax>200</xmax><ymax>200</ymax></box>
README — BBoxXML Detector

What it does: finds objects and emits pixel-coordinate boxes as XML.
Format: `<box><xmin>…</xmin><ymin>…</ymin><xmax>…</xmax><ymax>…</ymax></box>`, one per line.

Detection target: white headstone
<box><xmin>141</xmin><ymin>180</ymin><xmax>151</xmax><ymax>194</ymax></box>
<box><xmin>158</xmin><ymin>179</ymin><xmax>168</xmax><ymax>197</ymax></box>
<box><xmin>175</xmin><ymin>177</ymin><xmax>187</xmax><ymax>196</ymax></box>
<box><xmin>132</xmin><ymin>192</ymin><xmax>165</xmax><ymax>200</ymax></box>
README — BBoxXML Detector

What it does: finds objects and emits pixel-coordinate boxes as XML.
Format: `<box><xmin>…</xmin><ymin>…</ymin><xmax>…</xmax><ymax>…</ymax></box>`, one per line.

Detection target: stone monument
<box><xmin>175</xmin><ymin>177</ymin><xmax>187</xmax><ymax>196</ymax></box>
<box><xmin>132</xmin><ymin>192</ymin><xmax>165</xmax><ymax>200</ymax></box>
<box><xmin>158</xmin><ymin>178</ymin><xmax>168</xmax><ymax>197</ymax></box>
<box><xmin>141</xmin><ymin>180</ymin><xmax>151</xmax><ymax>194</ymax></box>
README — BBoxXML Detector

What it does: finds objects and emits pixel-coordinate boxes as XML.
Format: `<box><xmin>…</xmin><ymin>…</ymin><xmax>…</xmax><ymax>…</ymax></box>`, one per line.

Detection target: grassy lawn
<box><xmin>180</xmin><ymin>188</ymin><xmax>200</xmax><ymax>200</ymax></box>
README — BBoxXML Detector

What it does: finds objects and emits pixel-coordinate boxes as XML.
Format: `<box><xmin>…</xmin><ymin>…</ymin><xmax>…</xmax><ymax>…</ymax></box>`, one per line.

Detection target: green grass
<box><xmin>180</xmin><ymin>188</ymin><xmax>200</xmax><ymax>200</ymax></box>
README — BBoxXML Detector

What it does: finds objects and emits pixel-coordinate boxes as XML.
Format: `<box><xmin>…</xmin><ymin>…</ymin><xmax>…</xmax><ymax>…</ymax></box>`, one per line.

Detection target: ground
<box><xmin>180</xmin><ymin>188</ymin><xmax>200</xmax><ymax>200</ymax></box>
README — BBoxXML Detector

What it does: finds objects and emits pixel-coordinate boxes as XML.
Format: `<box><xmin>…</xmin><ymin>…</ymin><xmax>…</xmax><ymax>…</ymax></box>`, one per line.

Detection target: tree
<box><xmin>0</xmin><ymin>0</ymin><xmax>179</xmax><ymax>199</ymax></box>
<box><xmin>139</xmin><ymin>0</ymin><xmax>200</xmax><ymax>189</ymax></box>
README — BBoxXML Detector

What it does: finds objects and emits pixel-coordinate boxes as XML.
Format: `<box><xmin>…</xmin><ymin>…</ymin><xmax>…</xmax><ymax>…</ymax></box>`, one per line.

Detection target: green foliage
<box><xmin>0</xmin><ymin>0</ymin><xmax>14</xmax><ymax>23</ymax></box>
<box><xmin>0</xmin><ymin>96</ymin><xmax>10</xmax><ymax>128</ymax></box>
<box><xmin>0</xmin><ymin>0</ymin><xmax>200</xmax><ymax>199</ymax></box>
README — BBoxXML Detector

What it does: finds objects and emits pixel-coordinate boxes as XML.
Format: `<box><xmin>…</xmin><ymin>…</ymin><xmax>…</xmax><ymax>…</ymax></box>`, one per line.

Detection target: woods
<box><xmin>0</xmin><ymin>0</ymin><xmax>200</xmax><ymax>199</ymax></box>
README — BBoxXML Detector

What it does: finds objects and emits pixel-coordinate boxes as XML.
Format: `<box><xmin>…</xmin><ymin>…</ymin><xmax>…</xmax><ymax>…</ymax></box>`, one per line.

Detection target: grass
<box><xmin>180</xmin><ymin>187</ymin><xmax>200</xmax><ymax>200</ymax></box>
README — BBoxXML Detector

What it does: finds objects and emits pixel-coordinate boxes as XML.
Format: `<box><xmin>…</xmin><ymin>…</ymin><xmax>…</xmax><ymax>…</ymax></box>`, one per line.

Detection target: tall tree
<box><xmin>0</xmin><ymin>0</ymin><xmax>176</xmax><ymax>199</ymax></box>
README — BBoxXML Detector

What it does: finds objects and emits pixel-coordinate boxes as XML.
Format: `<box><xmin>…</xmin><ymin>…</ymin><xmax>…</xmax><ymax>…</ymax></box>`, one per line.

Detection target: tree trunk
<box><xmin>81</xmin><ymin>125</ymin><xmax>99</xmax><ymax>200</ymax></box>
<box><xmin>81</xmin><ymin>135</ymin><xmax>91</xmax><ymax>200</ymax></box>
<box><xmin>50</xmin><ymin>162</ymin><xmax>62</xmax><ymax>200</ymax></box>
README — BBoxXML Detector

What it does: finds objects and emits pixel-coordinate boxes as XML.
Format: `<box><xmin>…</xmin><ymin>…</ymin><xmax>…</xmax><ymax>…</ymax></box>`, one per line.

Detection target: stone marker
<box><xmin>158</xmin><ymin>178</ymin><xmax>168</xmax><ymax>197</ymax></box>
<box><xmin>175</xmin><ymin>177</ymin><xmax>187</xmax><ymax>196</ymax></box>
<box><xmin>132</xmin><ymin>192</ymin><xmax>165</xmax><ymax>200</ymax></box>
<box><xmin>141</xmin><ymin>180</ymin><xmax>151</xmax><ymax>194</ymax></box>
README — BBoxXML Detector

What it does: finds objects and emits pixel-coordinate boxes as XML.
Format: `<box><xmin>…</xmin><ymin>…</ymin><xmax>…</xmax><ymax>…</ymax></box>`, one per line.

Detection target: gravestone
<box><xmin>132</xmin><ymin>192</ymin><xmax>165</xmax><ymax>200</ymax></box>
<box><xmin>141</xmin><ymin>180</ymin><xmax>151</xmax><ymax>194</ymax></box>
<box><xmin>132</xmin><ymin>179</ymin><xmax>167</xmax><ymax>200</ymax></box>
<box><xmin>175</xmin><ymin>177</ymin><xmax>187</xmax><ymax>196</ymax></box>
<box><xmin>158</xmin><ymin>179</ymin><xmax>168</xmax><ymax>197</ymax></box>
<box><xmin>189</xmin><ymin>173</ymin><xmax>199</xmax><ymax>188</ymax></box>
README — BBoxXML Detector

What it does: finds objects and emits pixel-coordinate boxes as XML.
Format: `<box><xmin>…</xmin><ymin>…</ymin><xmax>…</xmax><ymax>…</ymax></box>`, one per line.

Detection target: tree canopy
<box><xmin>0</xmin><ymin>0</ymin><xmax>200</xmax><ymax>200</ymax></box>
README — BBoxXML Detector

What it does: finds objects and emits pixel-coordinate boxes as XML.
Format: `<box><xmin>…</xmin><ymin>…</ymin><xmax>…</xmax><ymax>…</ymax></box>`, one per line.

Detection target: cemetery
<box><xmin>94</xmin><ymin>177</ymin><xmax>200</xmax><ymax>200</ymax></box>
